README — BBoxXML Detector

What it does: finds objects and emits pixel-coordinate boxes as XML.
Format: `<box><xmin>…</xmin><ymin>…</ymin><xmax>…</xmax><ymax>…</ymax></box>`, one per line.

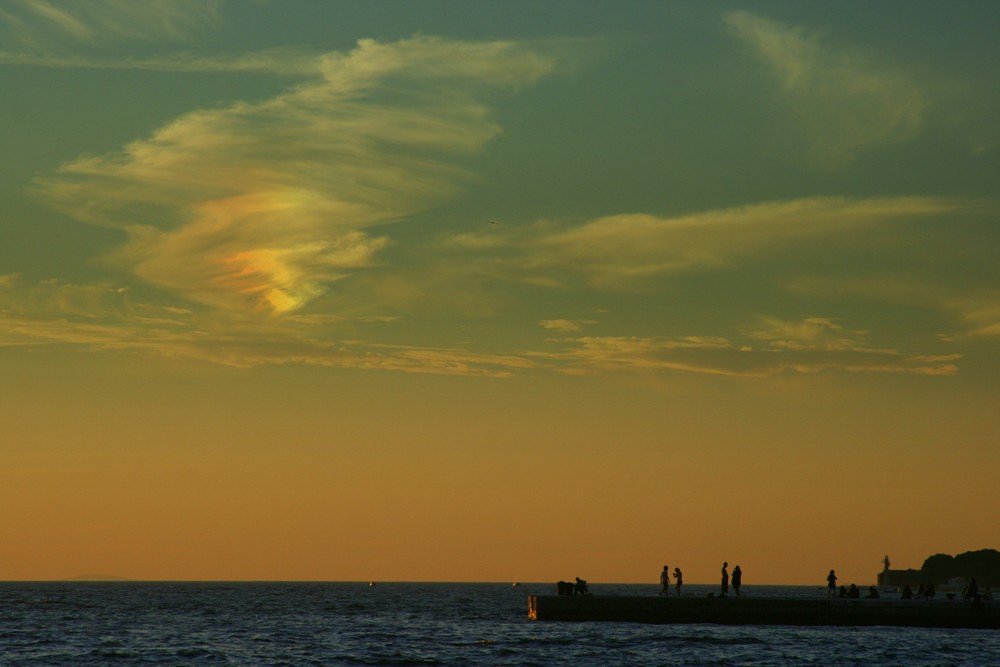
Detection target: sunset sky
<box><xmin>2</xmin><ymin>1</ymin><xmax>998</xmax><ymax>586</ymax></box>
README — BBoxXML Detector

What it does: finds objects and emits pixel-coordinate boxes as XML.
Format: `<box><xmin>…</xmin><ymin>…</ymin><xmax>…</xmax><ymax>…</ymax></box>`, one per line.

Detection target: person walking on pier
<box><xmin>827</xmin><ymin>569</ymin><xmax>837</xmax><ymax>598</ymax></box>
<box><xmin>674</xmin><ymin>567</ymin><xmax>683</xmax><ymax>596</ymax></box>
<box><xmin>732</xmin><ymin>565</ymin><xmax>742</xmax><ymax>597</ymax></box>
<box><xmin>659</xmin><ymin>565</ymin><xmax>670</xmax><ymax>596</ymax></box>
<box><xmin>721</xmin><ymin>562</ymin><xmax>729</xmax><ymax>596</ymax></box>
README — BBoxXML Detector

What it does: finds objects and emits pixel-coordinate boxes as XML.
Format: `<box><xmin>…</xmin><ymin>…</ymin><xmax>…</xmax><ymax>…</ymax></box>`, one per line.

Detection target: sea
<box><xmin>1</xmin><ymin>582</ymin><xmax>998</xmax><ymax>666</ymax></box>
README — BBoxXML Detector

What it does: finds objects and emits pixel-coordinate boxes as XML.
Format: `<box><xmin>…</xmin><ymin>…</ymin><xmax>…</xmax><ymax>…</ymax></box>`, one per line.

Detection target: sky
<box><xmin>1</xmin><ymin>0</ymin><xmax>998</xmax><ymax>586</ymax></box>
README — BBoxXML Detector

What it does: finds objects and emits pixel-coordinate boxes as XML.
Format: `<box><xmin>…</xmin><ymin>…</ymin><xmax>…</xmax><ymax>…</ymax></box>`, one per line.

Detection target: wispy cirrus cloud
<box><xmin>723</xmin><ymin>10</ymin><xmax>924</xmax><ymax>165</ymax></box>
<box><xmin>539</xmin><ymin>321</ymin><xmax>959</xmax><ymax>379</ymax></box>
<box><xmin>747</xmin><ymin>316</ymin><xmax>882</xmax><ymax>353</ymax></box>
<box><xmin>0</xmin><ymin>274</ymin><xmax>536</xmax><ymax>377</ymax></box>
<box><xmin>743</xmin><ymin>316</ymin><xmax>960</xmax><ymax>376</ymax></box>
<box><xmin>541</xmin><ymin>335</ymin><xmax>748</xmax><ymax>377</ymax></box>
<box><xmin>958</xmin><ymin>297</ymin><xmax>1000</xmax><ymax>338</ymax></box>
<box><xmin>486</xmin><ymin>197</ymin><xmax>966</xmax><ymax>290</ymax></box>
<box><xmin>0</xmin><ymin>0</ymin><xmax>221</xmax><ymax>50</ymax></box>
<box><xmin>363</xmin><ymin>195</ymin><xmax>986</xmax><ymax>333</ymax></box>
<box><xmin>783</xmin><ymin>275</ymin><xmax>1000</xmax><ymax>342</ymax></box>
<box><xmin>0</xmin><ymin>276</ymin><xmax>961</xmax><ymax>378</ymax></box>
<box><xmin>33</xmin><ymin>36</ymin><xmax>559</xmax><ymax>315</ymax></box>
<box><xmin>0</xmin><ymin>0</ymin><xmax>317</xmax><ymax>74</ymax></box>
<box><xmin>538</xmin><ymin>319</ymin><xmax>597</xmax><ymax>332</ymax></box>
<box><xmin>0</xmin><ymin>46</ymin><xmax>325</xmax><ymax>75</ymax></box>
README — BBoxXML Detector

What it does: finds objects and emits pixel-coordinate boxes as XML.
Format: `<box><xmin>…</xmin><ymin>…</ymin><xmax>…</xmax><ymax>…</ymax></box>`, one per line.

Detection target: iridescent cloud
<box><xmin>33</xmin><ymin>36</ymin><xmax>558</xmax><ymax>314</ymax></box>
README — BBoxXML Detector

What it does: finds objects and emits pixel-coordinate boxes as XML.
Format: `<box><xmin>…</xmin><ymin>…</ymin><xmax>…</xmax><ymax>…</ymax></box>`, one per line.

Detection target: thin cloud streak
<box><xmin>0</xmin><ymin>47</ymin><xmax>326</xmax><ymax>75</ymax></box>
<box><xmin>494</xmin><ymin>197</ymin><xmax>968</xmax><ymax>290</ymax></box>
<box><xmin>538</xmin><ymin>319</ymin><xmax>597</xmax><ymax>332</ymax></box>
<box><xmin>539</xmin><ymin>326</ymin><xmax>958</xmax><ymax>379</ymax></box>
<box><xmin>0</xmin><ymin>0</ymin><xmax>221</xmax><ymax>49</ymax></box>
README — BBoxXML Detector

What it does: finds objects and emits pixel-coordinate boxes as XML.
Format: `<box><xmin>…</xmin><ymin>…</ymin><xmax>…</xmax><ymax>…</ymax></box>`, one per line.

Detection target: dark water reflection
<box><xmin>1</xmin><ymin>582</ymin><xmax>997</xmax><ymax>665</ymax></box>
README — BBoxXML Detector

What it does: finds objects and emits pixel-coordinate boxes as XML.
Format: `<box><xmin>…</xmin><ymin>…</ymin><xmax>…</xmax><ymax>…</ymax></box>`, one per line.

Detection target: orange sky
<box><xmin>3</xmin><ymin>349</ymin><xmax>996</xmax><ymax>585</ymax></box>
<box><xmin>2</xmin><ymin>2</ymin><xmax>999</xmax><ymax>585</ymax></box>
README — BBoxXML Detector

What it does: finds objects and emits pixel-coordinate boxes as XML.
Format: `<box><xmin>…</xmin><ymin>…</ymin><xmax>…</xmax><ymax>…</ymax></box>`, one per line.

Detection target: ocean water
<box><xmin>1</xmin><ymin>582</ymin><xmax>998</xmax><ymax>666</ymax></box>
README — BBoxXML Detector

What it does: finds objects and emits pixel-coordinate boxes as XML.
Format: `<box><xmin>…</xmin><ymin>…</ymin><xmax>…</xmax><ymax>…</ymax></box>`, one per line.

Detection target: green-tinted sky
<box><xmin>1</xmin><ymin>1</ymin><xmax>998</xmax><ymax>584</ymax></box>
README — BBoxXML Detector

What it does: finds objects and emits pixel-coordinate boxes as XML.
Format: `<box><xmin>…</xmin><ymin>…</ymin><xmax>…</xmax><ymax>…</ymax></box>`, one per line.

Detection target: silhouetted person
<box><xmin>925</xmin><ymin>582</ymin><xmax>936</xmax><ymax>599</ymax></box>
<box><xmin>901</xmin><ymin>584</ymin><xmax>913</xmax><ymax>599</ymax></box>
<box><xmin>966</xmin><ymin>577</ymin><xmax>979</xmax><ymax>601</ymax></box>
<box><xmin>827</xmin><ymin>570</ymin><xmax>837</xmax><ymax>598</ymax></box>
<box><xmin>839</xmin><ymin>585</ymin><xmax>848</xmax><ymax>598</ymax></box>
<box><xmin>847</xmin><ymin>583</ymin><xmax>860</xmax><ymax>598</ymax></box>
<box><xmin>659</xmin><ymin>565</ymin><xmax>670</xmax><ymax>596</ymax></box>
<box><xmin>674</xmin><ymin>568</ymin><xmax>683</xmax><ymax>596</ymax></box>
<box><xmin>720</xmin><ymin>562</ymin><xmax>729</xmax><ymax>596</ymax></box>
<box><xmin>866</xmin><ymin>586</ymin><xmax>880</xmax><ymax>599</ymax></box>
<box><xmin>575</xmin><ymin>577</ymin><xmax>589</xmax><ymax>596</ymax></box>
<box><xmin>917</xmin><ymin>583</ymin><xmax>926</xmax><ymax>599</ymax></box>
<box><xmin>732</xmin><ymin>565</ymin><xmax>742</xmax><ymax>597</ymax></box>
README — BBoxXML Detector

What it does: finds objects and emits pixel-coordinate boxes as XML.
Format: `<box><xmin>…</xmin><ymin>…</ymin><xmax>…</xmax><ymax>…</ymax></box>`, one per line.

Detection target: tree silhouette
<box><xmin>921</xmin><ymin>549</ymin><xmax>1000</xmax><ymax>585</ymax></box>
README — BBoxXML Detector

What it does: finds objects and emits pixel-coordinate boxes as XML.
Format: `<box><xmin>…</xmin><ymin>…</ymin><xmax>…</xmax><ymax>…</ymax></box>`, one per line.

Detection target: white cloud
<box><xmin>723</xmin><ymin>10</ymin><xmax>924</xmax><ymax>165</ymax></box>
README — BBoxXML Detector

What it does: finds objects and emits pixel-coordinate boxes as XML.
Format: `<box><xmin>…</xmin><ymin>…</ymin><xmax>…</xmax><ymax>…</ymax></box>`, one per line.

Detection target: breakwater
<box><xmin>528</xmin><ymin>595</ymin><xmax>1000</xmax><ymax>629</ymax></box>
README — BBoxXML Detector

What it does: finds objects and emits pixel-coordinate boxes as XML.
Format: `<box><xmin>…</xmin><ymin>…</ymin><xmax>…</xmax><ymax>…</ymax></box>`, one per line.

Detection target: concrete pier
<box><xmin>528</xmin><ymin>595</ymin><xmax>1000</xmax><ymax>629</ymax></box>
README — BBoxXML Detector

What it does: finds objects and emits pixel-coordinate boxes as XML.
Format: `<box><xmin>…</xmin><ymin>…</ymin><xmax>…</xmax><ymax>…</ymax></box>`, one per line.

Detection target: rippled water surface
<box><xmin>1</xmin><ymin>582</ymin><xmax>997</xmax><ymax>665</ymax></box>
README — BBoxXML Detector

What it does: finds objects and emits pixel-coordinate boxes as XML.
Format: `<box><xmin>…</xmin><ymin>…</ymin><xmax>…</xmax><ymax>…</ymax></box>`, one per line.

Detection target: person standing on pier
<box><xmin>659</xmin><ymin>565</ymin><xmax>670</xmax><ymax>596</ymax></box>
<box><xmin>827</xmin><ymin>570</ymin><xmax>837</xmax><ymax>598</ymax></box>
<box><xmin>732</xmin><ymin>565</ymin><xmax>742</xmax><ymax>597</ymax></box>
<box><xmin>721</xmin><ymin>562</ymin><xmax>729</xmax><ymax>596</ymax></box>
<box><xmin>674</xmin><ymin>567</ymin><xmax>683</xmax><ymax>596</ymax></box>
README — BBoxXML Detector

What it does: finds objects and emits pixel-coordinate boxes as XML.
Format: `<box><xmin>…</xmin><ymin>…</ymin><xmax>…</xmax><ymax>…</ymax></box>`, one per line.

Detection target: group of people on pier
<box><xmin>828</xmin><ymin>570</ymin><xmax>883</xmax><ymax>599</ymax></box>
<box><xmin>659</xmin><ymin>565</ymin><xmax>683</xmax><ymax>596</ymax></box>
<box><xmin>552</xmin><ymin>564</ymin><xmax>995</xmax><ymax>602</ymax></box>
<box><xmin>659</xmin><ymin>562</ymin><xmax>743</xmax><ymax>597</ymax></box>
<box><xmin>829</xmin><ymin>568</ymin><xmax>992</xmax><ymax>602</ymax></box>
